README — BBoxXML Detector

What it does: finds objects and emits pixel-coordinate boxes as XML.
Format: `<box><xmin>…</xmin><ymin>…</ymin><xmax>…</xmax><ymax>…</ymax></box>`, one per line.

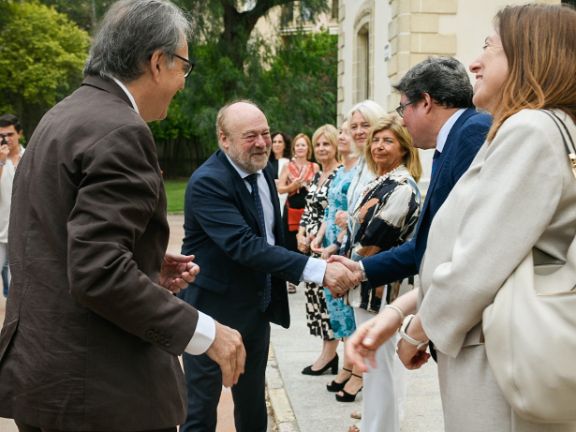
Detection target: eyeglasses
<box><xmin>395</xmin><ymin>100</ymin><xmax>415</xmax><ymax>118</ymax></box>
<box><xmin>172</xmin><ymin>53</ymin><xmax>194</xmax><ymax>78</ymax></box>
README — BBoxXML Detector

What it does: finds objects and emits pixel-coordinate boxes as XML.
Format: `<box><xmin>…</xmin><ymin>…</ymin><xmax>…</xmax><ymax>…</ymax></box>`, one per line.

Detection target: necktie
<box><xmin>431</xmin><ymin>150</ymin><xmax>442</xmax><ymax>179</ymax></box>
<box><xmin>245</xmin><ymin>173</ymin><xmax>272</xmax><ymax>311</ymax></box>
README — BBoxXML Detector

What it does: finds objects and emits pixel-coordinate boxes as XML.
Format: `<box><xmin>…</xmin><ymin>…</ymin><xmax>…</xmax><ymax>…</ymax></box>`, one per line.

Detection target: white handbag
<box><xmin>482</xmin><ymin>111</ymin><xmax>576</xmax><ymax>423</ymax></box>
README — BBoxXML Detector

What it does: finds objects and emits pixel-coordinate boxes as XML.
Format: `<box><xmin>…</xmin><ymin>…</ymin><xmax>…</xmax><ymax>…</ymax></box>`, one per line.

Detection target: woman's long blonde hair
<box><xmin>488</xmin><ymin>4</ymin><xmax>576</xmax><ymax>142</ymax></box>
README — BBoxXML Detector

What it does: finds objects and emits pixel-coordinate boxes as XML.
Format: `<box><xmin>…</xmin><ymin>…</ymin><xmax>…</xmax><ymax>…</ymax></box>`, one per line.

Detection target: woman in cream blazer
<box><xmin>344</xmin><ymin>4</ymin><xmax>576</xmax><ymax>432</ymax></box>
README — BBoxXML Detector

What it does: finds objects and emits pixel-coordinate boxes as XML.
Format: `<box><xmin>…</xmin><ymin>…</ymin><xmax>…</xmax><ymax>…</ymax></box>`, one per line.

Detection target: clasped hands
<box><xmin>344</xmin><ymin>290</ymin><xmax>431</xmax><ymax>373</ymax></box>
<box><xmin>322</xmin><ymin>255</ymin><xmax>364</xmax><ymax>297</ymax></box>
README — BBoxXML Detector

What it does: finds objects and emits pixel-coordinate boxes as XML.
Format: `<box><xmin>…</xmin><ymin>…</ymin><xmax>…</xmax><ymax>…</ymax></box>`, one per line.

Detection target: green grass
<box><xmin>164</xmin><ymin>179</ymin><xmax>188</xmax><ymax>214</ymax></box>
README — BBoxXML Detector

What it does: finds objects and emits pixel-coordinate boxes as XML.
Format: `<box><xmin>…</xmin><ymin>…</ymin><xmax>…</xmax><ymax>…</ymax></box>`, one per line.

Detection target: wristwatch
<box><xmin>399</xmin><ymin>315</ymin><xmax>429</xmax><ymax>350</ymax></box>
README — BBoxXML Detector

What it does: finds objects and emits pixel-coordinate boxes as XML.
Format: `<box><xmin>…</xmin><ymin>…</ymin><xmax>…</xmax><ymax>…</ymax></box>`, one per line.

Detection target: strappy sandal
<box><xmin>326</xmin><ymin>367</ymin><xmax>352</xmax><ymax>392</ymax></box>
<box><xmin>335</xmin><ymin>373</ymin><xmax>363</xmax><ymax>402</ymax></box>
<box><xmin>348</xmin><ymin>424</ymin><xmax>360</xmax><ymax>432</ymax></box>
<box><xmin>287</xmin><ymin>282</ymin><xmax>297</xmax><ymax>293</ymax></box>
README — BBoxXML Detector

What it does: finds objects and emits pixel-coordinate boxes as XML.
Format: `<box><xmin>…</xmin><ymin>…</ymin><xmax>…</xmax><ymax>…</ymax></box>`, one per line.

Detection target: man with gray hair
<box><xmin>0</xmin><ymin>1</ymin><xmax>245</xmax><ymax>432</ymax></box>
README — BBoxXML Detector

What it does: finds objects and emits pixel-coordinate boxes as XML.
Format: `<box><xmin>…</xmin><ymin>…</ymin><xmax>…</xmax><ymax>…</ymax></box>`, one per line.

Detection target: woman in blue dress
<box><xmin>310</xmin><ymin>120</ymin><xmax>362</xmax><ymax>397</ymax></box>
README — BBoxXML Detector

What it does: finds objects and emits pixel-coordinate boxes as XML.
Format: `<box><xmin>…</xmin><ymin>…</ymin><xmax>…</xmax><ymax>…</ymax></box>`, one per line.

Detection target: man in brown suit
<box><xmin>0</xmin><ymin>1</ymin><xmax>245</xmax><ymax>431</ymax></box>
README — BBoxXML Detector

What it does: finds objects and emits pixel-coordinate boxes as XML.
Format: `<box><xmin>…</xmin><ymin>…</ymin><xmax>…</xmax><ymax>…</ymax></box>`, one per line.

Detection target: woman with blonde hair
<box><xmin>309</xmin><ymin>121</ymin><xmax>363</xmax><ymax>403</ymax></box>
<box><xmin>298</xmin><ymin>124</ymin><xmax>343</xmax><ymax>376</ymax></box>
<box><xmin>346</xmin><ymin>4</ymin><xmax>576</xmax><ymax>432</ymax></box>
<box><xmin>345</xmin><ymin>114</ymin><xmax>421</xmax><ymax>432</ymax></box>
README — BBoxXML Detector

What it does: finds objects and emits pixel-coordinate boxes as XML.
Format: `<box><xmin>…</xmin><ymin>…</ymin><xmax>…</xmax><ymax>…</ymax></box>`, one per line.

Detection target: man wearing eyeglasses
<box><xmin>0</xmin><ymin>2</ymin><xmax>245</xmax><ymax>432</ymax></box>
<box><xmin>0</xmin><ymin>114</ymin><xmax>24</xmax><ymax>298</ymax></box>
<box><xmin>328</xmin><ymin>57</ymin><xmax>491</xmax><ymax>348</ymax></box>
<box><xmin>179</xmin><ymin>100</ymin><xmax>360</xmax><ymax>432</ymax></box>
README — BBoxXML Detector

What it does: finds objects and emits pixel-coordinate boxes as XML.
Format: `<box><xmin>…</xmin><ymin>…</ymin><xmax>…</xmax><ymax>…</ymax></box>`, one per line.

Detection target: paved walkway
<box><xmin>268</xmin><ymin>283</ymin><xmax>444</xmax><ymax>432</ymax></box>
<box><xmin>0</xmin><ymin>214</ymin><xmax>444</xmax><ymax>432</ymax></box>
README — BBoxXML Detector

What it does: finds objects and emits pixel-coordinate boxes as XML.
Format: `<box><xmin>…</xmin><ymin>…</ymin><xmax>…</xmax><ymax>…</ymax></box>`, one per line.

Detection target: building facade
<box><xmin>337</xmin><ymin>0</ymin><xmax>565</xmax><ymax>185</ymax></box>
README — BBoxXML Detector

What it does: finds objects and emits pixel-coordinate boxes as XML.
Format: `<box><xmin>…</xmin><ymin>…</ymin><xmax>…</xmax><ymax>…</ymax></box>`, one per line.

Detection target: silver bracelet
<box><xmin>0</xmin><ymin>160</ymin><xmax>5</xmax><ymax>167</ymax></box>
<box><xmin>384</xmin><ymin>304</ymin><xmax>405</xmax><ymax>323</ymax></box>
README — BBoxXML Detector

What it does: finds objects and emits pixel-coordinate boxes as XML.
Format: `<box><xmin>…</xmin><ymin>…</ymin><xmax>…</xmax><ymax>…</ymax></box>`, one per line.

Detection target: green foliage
<box><xmin>152</xmin><ymin>30</ymin><xmax>337</xmax><ymax>177</ymax></box>
<box><xmin>164</xmin><ymin>179</ymin><xmax>188</xmax><ymax>214</ymax></box>
<box><xmin>261</xmin><ymin>30</ymin><xmax>338</xmax><ymax>138</ymax></box>
<box><xmin>0</xmin><ymin>1</ymin><xmax>90</xmax><ymax>135</ymax></box>
<box><xmin>38</xmin><ymin>0</ymin><xmax>116</xmax><ymax>33</ymax></box>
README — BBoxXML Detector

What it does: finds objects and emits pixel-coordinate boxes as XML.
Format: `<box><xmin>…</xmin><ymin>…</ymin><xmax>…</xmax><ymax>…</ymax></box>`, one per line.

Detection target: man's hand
<box><xmin>0</xmin><ymin>144</ymin><xmax>9</xmax><ymax>164</ymax></box>
<box><xmin>159</xmin><ymin>253</ymin><xmax>200</xmax><ymax>294</ymax></box>
<box><xmin>206</xmin><ymin>322</ymin><xmax>246</xmax><ymax>387</ymax></box>
<box><xmin>327</xmin><ymin>254</ymin><xmax>362</xmax><ymax>273</ymax></box>
<box><xmin>322</xmin><ymin>262</ymin><xmax>361</xmax><ymax>297</ymax></box>
<box><xmin>325</xmin><ymin>255</ymin><xmax>363</xmax><ymax>293</ymax></box>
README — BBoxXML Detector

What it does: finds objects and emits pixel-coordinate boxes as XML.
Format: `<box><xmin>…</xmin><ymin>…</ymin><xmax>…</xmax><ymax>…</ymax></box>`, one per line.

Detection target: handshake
<box><xmin>321</xmin><ymin>255</ymin><xmax>364</xmax><ymax>297</ymax></box>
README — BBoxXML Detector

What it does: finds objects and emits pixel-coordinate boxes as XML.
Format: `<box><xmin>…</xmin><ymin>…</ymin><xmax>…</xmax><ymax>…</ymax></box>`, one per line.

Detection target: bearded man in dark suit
<box><xmin>0</xmin><ymin>1</ymin><xmax>245</xmax><ymax>432</ymax></box>
<box><xmin>179</xmin><ymin>100</ymin><xmax>360</xmax><ymax>432</ymax></box>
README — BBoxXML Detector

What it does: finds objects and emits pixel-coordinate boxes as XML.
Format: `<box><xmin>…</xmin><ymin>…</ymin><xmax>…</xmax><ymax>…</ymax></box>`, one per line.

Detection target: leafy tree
<box><xmin>0</xmin><ymin>2</ymin><xmax>90</xmax><ymax>136</ymax></box>
<box><xmin>150</xmin><ymin>1</ymin><xmax>336</xmax><ymax>176</ymax></box>
<box><xmin>261</xmin><ymin>30</ymin><xmax>337</xmax><ymax>138</ymax></box>
<box><xmin>149</xmin><ymin>29</ymin><xmax>337</xmax><ymax>177</ymax></box>
<box><xmin>167</xmin><ymin>0</ymin><xmax>329</xmax><ymax>102</ymax></box>
<box><xmin>37</xmin><ymin>0</ymin><xmax>115</xmax><ymax>33</ymax></box>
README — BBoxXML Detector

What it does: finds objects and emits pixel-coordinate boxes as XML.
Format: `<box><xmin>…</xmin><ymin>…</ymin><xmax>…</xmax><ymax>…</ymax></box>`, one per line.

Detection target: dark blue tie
<box><xmin>245</xmin><ymin>173</ymin><xmax>272</xmax><ymax>311</ymax></box>
<box><xmin>431</xmin><ymin>150</ymin><xmax>442</xmax><ymax>179</ymax></box>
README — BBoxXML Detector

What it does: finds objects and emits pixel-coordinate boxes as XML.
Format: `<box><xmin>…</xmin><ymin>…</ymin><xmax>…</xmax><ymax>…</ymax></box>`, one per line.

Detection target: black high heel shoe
<box><xmin>301</xmin><ymin>353</ymin><xmax>339</xmax><ymax>376</ymax></box>
<box><xmin>326</xmin><ymin>367</ymin><xmax>352</xmax><ymax>392</ymax></box>
<box><xmin>335</xmin><ymin>373</ymin><xmax>363</xmax><ymax>402</ymax></box>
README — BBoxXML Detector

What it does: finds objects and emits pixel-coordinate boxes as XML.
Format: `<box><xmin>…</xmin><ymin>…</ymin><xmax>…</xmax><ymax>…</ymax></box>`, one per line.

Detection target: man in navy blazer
<box><xmin>179</xmin><ymin>100</ymin><xmax>357</xmax><ymax>432</ymax></box>
<box><xmin>329</xmin><ymin>57</ymin><xmax>491</xmax><ymax>298</ymax></box>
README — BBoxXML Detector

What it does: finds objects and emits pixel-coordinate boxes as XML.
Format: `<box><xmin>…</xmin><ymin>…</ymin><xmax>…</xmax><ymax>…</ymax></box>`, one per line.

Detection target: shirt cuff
<box><xmin>184</xmin><ymin>310</ymin><xmax>216</xmax><ymax>355</ymax></box>
<box><xmin>301</xmin><ymin>257</ymin><xmax>327</xmax><ymax>286</ymax></box>
<box><xmin>358</xmin><ymin>260</ymin><xmax>368</xmax><ymax>282</ymax></box>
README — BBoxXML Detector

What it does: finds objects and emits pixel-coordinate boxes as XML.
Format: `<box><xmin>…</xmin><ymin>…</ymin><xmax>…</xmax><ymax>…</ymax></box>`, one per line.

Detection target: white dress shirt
<box><xmin>225</xmin><ymin>154</ymin><xmax>326</xmax><ymax>285</ymax></box>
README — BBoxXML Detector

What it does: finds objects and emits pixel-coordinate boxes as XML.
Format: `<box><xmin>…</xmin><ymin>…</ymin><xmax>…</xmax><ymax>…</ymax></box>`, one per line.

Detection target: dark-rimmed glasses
<box><xmin>172</xmin><ymin>53</ymin><xmax>194</xmax><ymax>78</ymax></box>
<box><xmin>395</xmin><ymin>100</ymin><xmax>415</xmax><ymax>118</ymax></box>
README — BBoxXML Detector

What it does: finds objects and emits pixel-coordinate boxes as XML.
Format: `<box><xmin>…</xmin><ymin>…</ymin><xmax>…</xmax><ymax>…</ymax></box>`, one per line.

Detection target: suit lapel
<box><xmin>216</xmin><ymin>151</ymin><xmax>281</xmax><ymax>239</ymax></box>
<box><xmin>415</xmin><ymin>108</ymin><xmax>475</xmax><ymax>233</ymax></box>
<box><xmin>216</xmin><ymin>151</ymin><xmax>261</xmax><ymax>230</ymax></box>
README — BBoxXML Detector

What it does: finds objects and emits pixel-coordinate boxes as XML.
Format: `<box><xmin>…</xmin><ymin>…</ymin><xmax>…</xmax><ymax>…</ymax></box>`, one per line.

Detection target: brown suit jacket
<box><xmin>0</xmin><ymin>76</ymin><xmax>199</xmax><ymax>430</ymax></box>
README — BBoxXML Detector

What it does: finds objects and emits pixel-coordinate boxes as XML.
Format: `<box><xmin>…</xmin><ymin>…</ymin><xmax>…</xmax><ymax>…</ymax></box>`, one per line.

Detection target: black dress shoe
<box><xmin>301</xmin><ymin>353</ymin><xmax>339</xmax><ymax>376</ymax></box>
<box><xmin>326</xmin><ymin>367</ymin><xmax>352</xmax><ymax>392</ymax></box>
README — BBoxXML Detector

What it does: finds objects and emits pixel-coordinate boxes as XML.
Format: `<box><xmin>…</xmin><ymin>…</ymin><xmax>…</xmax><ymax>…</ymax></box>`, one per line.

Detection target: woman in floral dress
<box><xmin>297</xmin><ymin>124</ymin><xmax>342</xmax><ymax>376</ymax></box>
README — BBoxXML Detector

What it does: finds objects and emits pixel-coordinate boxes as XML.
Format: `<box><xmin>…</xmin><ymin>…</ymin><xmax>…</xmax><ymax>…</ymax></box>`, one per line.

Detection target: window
<box><xmin>355</xmin><ymin>25</ymin><xmax>370</xmax><ymax>102</ymax></box>
<box><xmin>331</xmin><ymin>0</ymin><xmax>339</xmax><ymax>20</ymax></box>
